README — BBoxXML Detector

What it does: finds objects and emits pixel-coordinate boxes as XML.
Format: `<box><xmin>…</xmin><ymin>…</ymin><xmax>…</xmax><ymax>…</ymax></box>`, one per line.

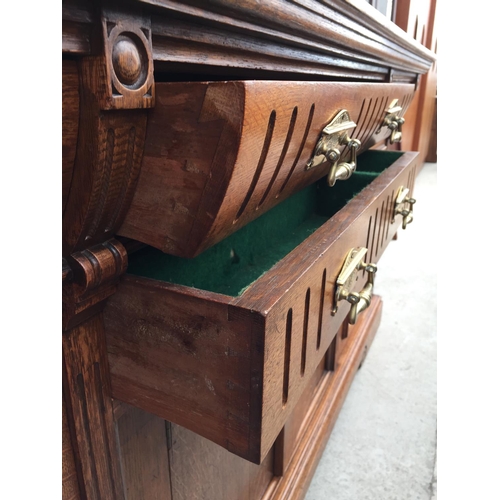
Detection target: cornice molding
<box><xmin>63</xmin><ymin>0</ymin><xmax>436</xmax><ymax>80</ymax></box>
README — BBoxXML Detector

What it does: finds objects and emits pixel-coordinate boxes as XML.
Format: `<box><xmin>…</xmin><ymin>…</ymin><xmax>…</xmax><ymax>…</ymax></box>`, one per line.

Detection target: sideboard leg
<box><xmin>63</xmin><ymin>314</ymin><xmax>125</xmax><ymax>500</ymax></box>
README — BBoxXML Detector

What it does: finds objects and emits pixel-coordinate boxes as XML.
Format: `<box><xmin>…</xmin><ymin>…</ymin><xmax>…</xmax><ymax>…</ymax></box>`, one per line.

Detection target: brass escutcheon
<box><xmin>306</xmin><ymin>110</ymin><xmax>361</xmax><ymax>187</ymax></box>
<box><xmin>393</xmin><ymin>186</ymin><xmax>416</xmax><ymax>229</ymax></box>
<box><xmin>332</xmin><ymin>247</ymin><xmax>377</xmax><ymax>325</ymax></box>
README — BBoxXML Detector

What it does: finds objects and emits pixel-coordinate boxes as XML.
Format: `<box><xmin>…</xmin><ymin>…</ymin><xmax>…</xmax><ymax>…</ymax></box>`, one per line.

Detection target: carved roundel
<box><xmin>106</xmin><ymin>21</ymin><xmax>154</xmax><ymax>105</ymax></box>
<box><xmin>112</xmin><ymin>35</ymin><xmax>146</xmax><ymax>87</ymax></box>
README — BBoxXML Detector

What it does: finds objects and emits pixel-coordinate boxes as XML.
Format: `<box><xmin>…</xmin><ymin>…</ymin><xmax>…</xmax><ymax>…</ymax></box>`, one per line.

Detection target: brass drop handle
<box><xmin>306</xmin><ymin>109</ymin><xmax>361</xmax><ymax>187</ymax></box>
<box><xmin>326</xmin><ymin>136</ymin><xmax>361</xmax><ymax>187</ymax></box>
<box><xmin>332</xmin><ymin>247</ymin><xmax>377</xmax><ymax>325</ymax></box>
<box><xmin>386</xmin><ymin>116</ymin><xmax>405</xmax><ymax>144</ymax></box>
<box><xmin>340</xmin><ymin>263</ymin><xmax>377</xmax><ymax>324</ymax></box>
<box><xmin>393</xmin><ymin>187</ymin><xmax>416</xmax><ymax>229</ymax></box>
<box><xmin>381</xmin><ymin>99</ymin><xmax>405</xmax><ymax>144</ymax></box>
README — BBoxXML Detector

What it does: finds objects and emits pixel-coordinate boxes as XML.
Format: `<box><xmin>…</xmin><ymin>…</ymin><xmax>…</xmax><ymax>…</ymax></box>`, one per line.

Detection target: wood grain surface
<box><xmin>169</xmin><ymin>422</ymin><xmax>275</xmax><ymax>500</ymax></box>
<box><xmin>63</xmin><ymin>314</ymin><xmax>125</xmax><ymax>500</ymax></box>
<box><xmin>114</xmin><ymin>402</ymin><xmax>172</xmax><ymax>500</ymax></box>
<box><xmin>62</xmin><ymin>60</ymin><xmax>79</xmax><ymax>215</ymax></box>
<box><xmin>63</xmin><ymin>393</ymin><xmax>82</xmax><ymax>500</ymax></box>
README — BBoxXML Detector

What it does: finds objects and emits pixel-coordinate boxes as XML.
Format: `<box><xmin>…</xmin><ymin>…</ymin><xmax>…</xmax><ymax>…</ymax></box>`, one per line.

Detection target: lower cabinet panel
<box><xmin>169</xmin><ymin>423</ymin><xmax>275</xmax><ymax>500</ymax></box>
<box><xmin>114</xmin><ymin>402</ymin><xmax>172</xmax><ymax>500</ymax></box>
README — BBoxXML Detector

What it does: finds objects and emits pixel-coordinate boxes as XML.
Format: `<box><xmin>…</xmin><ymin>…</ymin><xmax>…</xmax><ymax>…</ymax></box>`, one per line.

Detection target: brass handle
<box><xmin>386</xmin><ymin>116</ymin><xmax>405</xmax><ymax>144</ymax></box>
<box><xmin>326</xmin><ymin>136</ymin><xmax>361</xmax><ymax>187</ymax></box>
<box><xmin>339</xmin><ymin>262</ymin><xmax>377</xmax><ymax>325</ymax></box>
<box><xmin>306</xmin><ymin>109</ymin><xmax>360</xmax><ymax>187</ymax></box>
<box><xmin>332</xmin><ymin>247</ymin><xmax>377</xmax><ymax>325</ymax></box>
<box><xmin>381</xmin><ymin>99</ymin><xmax>405</xmax><ymax>144</ymax></box>
<box><xmin>393</xmin><ymin>187</ymin><xmax>416</xmax><ymax>229</ymax></box>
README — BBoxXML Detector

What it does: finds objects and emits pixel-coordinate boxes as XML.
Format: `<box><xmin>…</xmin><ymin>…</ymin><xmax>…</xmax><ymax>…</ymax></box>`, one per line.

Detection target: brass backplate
<box><xmin>306</xmin><ymin>109</ymin><xmax>356</xmax><ymax>170</ymax></box>
<box><xmin>332</xmin><ymin>247</ymin><xmax>367</xmax><ymax>314</ymax></box>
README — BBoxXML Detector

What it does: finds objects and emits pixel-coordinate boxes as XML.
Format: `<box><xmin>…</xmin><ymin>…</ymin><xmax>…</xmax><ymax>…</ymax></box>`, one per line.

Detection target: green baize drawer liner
<box><xmin>127</xmin><ymin>150</ymin><xmax>403</xmax><ymax>296</ymax></box>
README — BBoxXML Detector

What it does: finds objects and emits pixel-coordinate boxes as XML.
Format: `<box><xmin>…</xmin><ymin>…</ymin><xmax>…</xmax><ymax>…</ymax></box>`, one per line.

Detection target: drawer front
<box><xmin>105</xmin><ymin>150</ymin><xmax>419</xmax><ymax>464</ymax></box>
<box><xmin>117</xmin><ymin>81</ymin><xmax>415</xmax><ymax>257</ymax></box>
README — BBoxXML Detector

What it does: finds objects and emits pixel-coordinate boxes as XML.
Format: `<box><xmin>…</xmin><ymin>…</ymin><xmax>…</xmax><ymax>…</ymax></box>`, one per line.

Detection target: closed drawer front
<box><xmin>117</xmin><ymin>81</ymin><xmax>415</xmax><ymax>258</ymax></box>
<box><xmin>104</xmin><ymin>149</ymin><xmax>419</xmax><ymax>464</ymax></box>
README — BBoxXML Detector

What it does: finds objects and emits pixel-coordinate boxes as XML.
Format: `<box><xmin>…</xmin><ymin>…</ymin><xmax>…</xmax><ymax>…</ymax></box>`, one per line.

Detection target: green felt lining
<box><xmin>127</xmin><ymin>150</ymin><xmax>403</xmax><ymax>296</ymax></box>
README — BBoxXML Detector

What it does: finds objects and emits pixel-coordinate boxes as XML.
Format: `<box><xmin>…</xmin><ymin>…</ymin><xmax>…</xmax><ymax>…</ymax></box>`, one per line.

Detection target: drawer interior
<box><xmin>127</xmin><ymin>150</ymin><xmax>403</xmax><ymax>296</ymax></box>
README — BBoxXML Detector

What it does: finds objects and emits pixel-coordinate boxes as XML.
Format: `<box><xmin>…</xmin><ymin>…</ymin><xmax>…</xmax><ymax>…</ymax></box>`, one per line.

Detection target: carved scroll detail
<box><xmin>63</xmin><ymin>239</ymin><xmax>127</xmax><ymax>330</ymax></box>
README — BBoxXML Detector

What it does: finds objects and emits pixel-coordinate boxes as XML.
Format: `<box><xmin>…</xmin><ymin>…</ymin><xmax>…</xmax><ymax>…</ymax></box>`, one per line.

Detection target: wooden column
<box><xmin>62</xmin><ymin>5</ymin><xmax>159</xmax><ymax>498</ymax></box>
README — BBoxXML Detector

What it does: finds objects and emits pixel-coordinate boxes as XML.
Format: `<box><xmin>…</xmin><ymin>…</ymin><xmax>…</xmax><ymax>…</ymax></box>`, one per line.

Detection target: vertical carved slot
<box><xmin>380</xmin><ymin>199</ymin><xmax>387</xmax><ymax>248</ymax></box>
<box><xmin>353</xmin><ymin>98</ymin><xmax>371</xmax><ymax>142</ymax></box>
<box><xmin>341</xmin><ymin>319</ymin><xmax>349</xmax><ymax>339</ymax></box>
<box><xmin>358</xmin><ymin>97</ymin><xmax>379</xmax><ymax>146</ymax></box>
<box><xmin>406</xmin><ymin>94</ymin><xmax>411</xmax><ymax>111</ymax></box>
<box><xmin>368</xmin><ymin>96</ymin><xmax>388</xmax><ymax>140</ymax></box>
<box><xmin>403</xmin><ymin>93</ymin><xmax>412</xmax><ymax>114</ymax></box>
<box><xmin>259</xmin><ymin>107</ymin><xmax>297</xmax><ymax>207</ymax></box>
<box><xmin>383</xmin><ymin>194</ymin><xmax>391</xmax><ymax>243</ymax></box>
<box><xmin>236</xmin><ymin>110</ymin><xmax>276</xmax><ymax>221</ymax></box>
<box><xmin>279</xmin><ymin>103</ymin><xmax>315</xmax><ymax>195</ymax></box>
<box><xmin>359</xmin><ymin>97</ymin><xmax>378</xmax><ymax>144</ymax></box>
<box><xmin>370</xmin><ymin>208</ymin><xmax>379</xmax><ymax>264</ymax></box>
<box><xmin>411</xmin><ymin>165</ymin><xmax>417</xmax><ymax>194</ymax></box>
<box><xmin>283</xmin><ymin>308</ymin><xmax>293</xmax><ymax>406</ymax></box>
<box><xmin>325</xmin><ymin>334</ymin><xmax>337</xmax><ymax>371</ymax></box>
<box><xmin>341</xmin><ymin>97</ymin><xmax>369</xmax><ymax>160</ymax></box>
<box><xmin>400</xmin><ymin>94</ymin><xmax>407</xmax><ymax>113</ymax></box>
<box><xmin>316</xmin><ymin>269</ymin><xmax>326</xmax><ymax>350</ymax></box>
<box><xmin>408</xmin><ymin>169</ymin><xmax>413</xmax><ymax>195</ymax></box>
<box><xmin>364</xmin><ymin>215</ymin><xmax>373</xmax><ymax>277</ymax></box>
<box><xmin>352</xmin><ymin>98</ymin><xmax>367</xmax><ymax>141</ymax></box>
<box><xmin>301</xmin><ymin>288</ymin><xmax>310</xmax><ymax>376</ymax></box>
<box><xmin>387</xmin><ymin>190</ymin><xmax>395</xmax><ymax>238</ymax></box>
<box><xmin>376</xmin><ymin>201</ymin><xmax>385</xmax><ymax>256</ymax></box>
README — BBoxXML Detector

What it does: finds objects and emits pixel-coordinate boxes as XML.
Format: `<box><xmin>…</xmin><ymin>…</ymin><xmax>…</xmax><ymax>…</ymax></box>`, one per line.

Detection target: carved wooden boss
<box><xmin>62</xmin><ymin>1</ymin><xmax>435</xmax><ymax>499</ymax></box>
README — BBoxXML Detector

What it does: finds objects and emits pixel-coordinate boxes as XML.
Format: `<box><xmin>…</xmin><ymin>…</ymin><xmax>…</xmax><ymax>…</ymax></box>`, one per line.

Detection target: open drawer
<box><xmin>116</xmin><ymin>81</ymin><xmax>415</xmax><ymax>257</ymax></box>
<box><xmin>104</xmin><ymin>150</ymin><xmax>419</xmax><ymax>464</ymax></box>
